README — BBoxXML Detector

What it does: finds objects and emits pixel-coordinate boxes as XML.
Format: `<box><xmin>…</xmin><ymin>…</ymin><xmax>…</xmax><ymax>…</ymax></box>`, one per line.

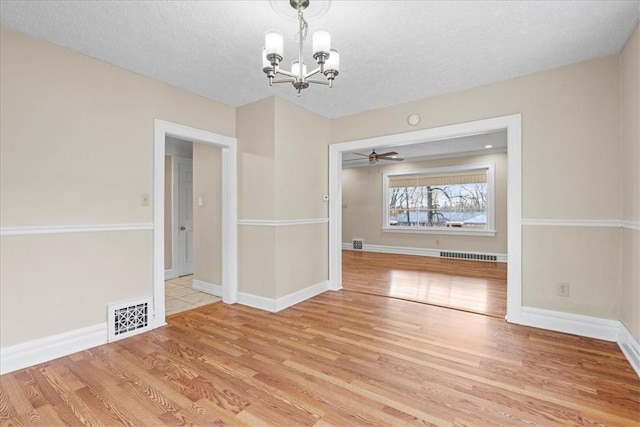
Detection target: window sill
<box><xmin>382</xmin><ymin>227</ymin><xmax>496</xmax><ymax>237</ymax></box>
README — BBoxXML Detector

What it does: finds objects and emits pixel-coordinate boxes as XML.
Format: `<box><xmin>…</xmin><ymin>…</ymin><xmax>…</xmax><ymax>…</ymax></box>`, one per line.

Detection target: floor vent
<box><xmin>108</xmin><ymin>298</ymin><xmax>152</xmax><ymax>342</ymax></box>
<box><xmin>352</xmin><ymin>238</ymin><xmax>364</xmax><ymax>250</ymax></box>
<box><xmin>440</xmin><ymin>251</ymin><xmax>497</xmax><ymax>262</ymax></box>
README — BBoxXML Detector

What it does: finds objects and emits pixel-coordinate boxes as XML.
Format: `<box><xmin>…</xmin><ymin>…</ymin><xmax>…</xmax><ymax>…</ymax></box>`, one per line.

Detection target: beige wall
<box><xmin>331</xmin><ymin>53</ymin><xmax>623</xmax><ymax>320</ymax></box>
<box><xmin>237</xmin><ymin>97</ymin><xmax>276</xmax><ymax>221</ymax></box>
<box><xmin>342</xmin><ymin>153</ymin><xmax>507</xmax><ymax>254</ymax></box>
<box><xmin>237</xmin><ymin>97</ymin><xmax>329</xmax><ymax>299</ymax></box>
<box><xmin>620</xmin><ymin>24</ymin><xmax>640</xmax><ymax>341</ymax></box>
<box><xmin>193</xmin><ymin>143</ymin><xmax>222</xmax><ymax>286</ymax></box>
<box><xmin>275</xmin><ymin>224</ymin><xmax>328</xmax><ymax>298</ymax></box>
<box><xmin>273</xmin><ymin>98</ymin><xmax>329</xmax><ymax>298</ymax></box>
<box><xmin>522</xmin><ymin>226</ymin><xmax>621</xmax><ymax>318</ymax></box>
<box><xmin>274</xmin><ymin>97</ymin><xmax>329</xmax><ymax>220</ymax></box>
<box><xmin>237</xmin><ymin>97</ymin><xmax>277</xmax><ymax>298</ymax></box>
<box><xmin>0</xmin><ymin>28</ymin><xmax>234</xmax><ymax>348</ymax></box>
<box><xmin>164</xmin><ymin>155</ymin><xmax>173</xmax><ymax>269</ymax></box>
<box><xmin>0</xmin><ymin>232</ymin><xmax>152</xmax><ymax>346</ymax></box>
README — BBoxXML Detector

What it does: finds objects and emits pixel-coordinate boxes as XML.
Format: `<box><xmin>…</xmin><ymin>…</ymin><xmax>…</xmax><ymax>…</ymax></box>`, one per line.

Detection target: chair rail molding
<box><xmin>0</xmin><ymin>223</ymin><xmax>153</xmax><ymax>236</ymax></box>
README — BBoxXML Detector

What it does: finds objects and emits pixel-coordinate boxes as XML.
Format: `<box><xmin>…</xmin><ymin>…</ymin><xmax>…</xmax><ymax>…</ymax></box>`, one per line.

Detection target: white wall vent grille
<box><xmin>352</xmin><ymin>238</ymin><xmax>364</xmax><ymax>250</ymax></box>
<box><xmin>440</xmin><ymin>251</ymin><xmax>497</xmax><ymax>262</ymax></box>
<box><xmin>108</xmin><ymin>298</ymin><xmax>152</xmax><ymax>342</ymax></box>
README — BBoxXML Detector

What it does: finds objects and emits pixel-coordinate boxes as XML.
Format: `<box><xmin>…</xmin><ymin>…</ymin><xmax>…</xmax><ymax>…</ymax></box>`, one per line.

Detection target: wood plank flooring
<box><xmin>342</xmin><ymin>250</ymin><xmax>507</xmax><ymax>318</ymax></box>
<box><xmin>1</xmin><ymin>291</ymin><xmax>638</xmax><ymax>426</ymax></box>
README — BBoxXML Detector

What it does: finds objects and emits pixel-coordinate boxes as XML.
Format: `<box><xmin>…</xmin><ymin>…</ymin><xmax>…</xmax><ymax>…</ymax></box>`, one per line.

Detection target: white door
<box><xmin>177</xmin><ymin>160</ymin><xmax>194</xmax><ymax>276</ymax></box>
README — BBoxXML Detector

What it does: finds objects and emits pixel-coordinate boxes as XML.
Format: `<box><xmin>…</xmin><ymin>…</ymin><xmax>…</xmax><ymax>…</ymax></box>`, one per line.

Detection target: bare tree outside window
<box><xmin>387</xmin><ymin>168</ymin><xmax>489</xmax><ymax>230</ymax></box>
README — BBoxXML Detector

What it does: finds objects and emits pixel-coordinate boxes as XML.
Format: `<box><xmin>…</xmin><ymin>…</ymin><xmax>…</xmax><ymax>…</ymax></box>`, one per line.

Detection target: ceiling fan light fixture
<box><xmin>263</xmin><ymin>0</ymin><xmax>340</xmax><ymax>95</ymax></box>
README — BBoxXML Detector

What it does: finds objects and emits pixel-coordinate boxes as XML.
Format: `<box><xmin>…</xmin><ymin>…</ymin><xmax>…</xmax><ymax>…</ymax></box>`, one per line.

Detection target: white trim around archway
<box><xmin>328</xmin><ymin>114</ymin><xmax>522</xmax><ymax>324</ymax></box>
<box><xmin>153</xmin><ymin>119</ymin><xmax>238</xmax><ymax>328</ymax></box>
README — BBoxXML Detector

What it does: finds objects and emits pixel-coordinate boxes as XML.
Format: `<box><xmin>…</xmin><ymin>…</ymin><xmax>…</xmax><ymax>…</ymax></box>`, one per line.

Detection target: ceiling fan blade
<box><xmin>376</xmin><ymin>151</ymin><xmax>399</xmax><ymax>158</ymax></box>
<box><xmin>382</xmin><ymin>157</ymin><xmax>404</xmax><ymax>161</ymax></box>
<box><xmin>352</xmin><ymin>152</ymin><xmax>370</xmax><ymax>157</ymax></box>
<box><xmin>343</xmin><ymin>158</ymin><xmax>365</xmax><ymax>162</ymax></box>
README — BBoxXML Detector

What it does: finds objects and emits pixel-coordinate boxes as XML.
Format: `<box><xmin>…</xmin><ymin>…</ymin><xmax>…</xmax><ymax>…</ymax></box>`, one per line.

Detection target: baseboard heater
<box><xmin>440</xmin><ymin>251</ymin><xmax>497</xmax><ymax>262</ymax></box>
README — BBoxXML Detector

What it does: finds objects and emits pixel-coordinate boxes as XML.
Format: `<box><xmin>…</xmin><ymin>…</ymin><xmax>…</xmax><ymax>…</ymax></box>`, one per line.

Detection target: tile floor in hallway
<box><xmin>165</xmin><ymin>275</ymin><xmax>221</xmax><ymax>316</ymax></box>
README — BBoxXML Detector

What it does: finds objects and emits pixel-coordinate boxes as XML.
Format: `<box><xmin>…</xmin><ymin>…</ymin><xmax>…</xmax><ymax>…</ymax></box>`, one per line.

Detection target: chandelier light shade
<box><xmin>312</xmin><ymin>29</ymin><xmax>330</xmax><ymax>61</ymax></box>
<box><xmin>265</xmin><ymin>30</ymin><xmax>284</xmax><ymax>59</ymax></box>
<box><xmin>263</xmin><ymin>0</ymin><xmax>340</xmax><ymax>95</ymax></box>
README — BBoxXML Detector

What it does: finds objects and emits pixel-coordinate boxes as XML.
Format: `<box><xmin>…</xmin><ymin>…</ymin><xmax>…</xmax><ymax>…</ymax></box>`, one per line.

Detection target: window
<box><xmin>383</xmin><ymin>163</ymin><xmax>495</xmax><ymax>236</ymax></box>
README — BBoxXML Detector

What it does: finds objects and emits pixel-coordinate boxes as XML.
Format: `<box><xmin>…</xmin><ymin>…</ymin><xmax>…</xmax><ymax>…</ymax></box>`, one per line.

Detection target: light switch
<box><xmin>141</xmin><ymin>193</ymin><xmax>150</xmax><ymax>206</ymax></box>
<box><xmin>198</xmin><ymin>197</ymin><xmax>203</xmax><ymax>207</ymax></box>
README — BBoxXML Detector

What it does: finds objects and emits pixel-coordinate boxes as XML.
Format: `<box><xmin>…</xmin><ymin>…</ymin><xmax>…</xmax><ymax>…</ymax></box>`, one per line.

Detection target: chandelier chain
<box><xmin>297</xmin><ymin>8</ymin><xmax>308</xmax><ymax>42</ymax></box>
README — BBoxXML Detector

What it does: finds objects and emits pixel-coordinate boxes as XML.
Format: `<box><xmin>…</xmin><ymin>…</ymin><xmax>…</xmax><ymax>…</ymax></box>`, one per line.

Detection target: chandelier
<box><xmin>263</xmin><ymin>0</ymin><xmax>340</xmax><ymax>95</ymax></box>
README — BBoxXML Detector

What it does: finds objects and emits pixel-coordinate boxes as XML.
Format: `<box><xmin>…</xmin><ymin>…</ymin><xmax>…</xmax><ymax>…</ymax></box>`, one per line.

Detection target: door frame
<box><xmin>173</xmin><ymin>156</ymin><xmax>193</xmax><ymax>278</ymax></box>
<box><xmin>328</xmin><ymin>114</ymin><xmax>523</xmax><ymax>324</ymax></box>
<box><xmin>153</xmin><ymin>119</ymin><xmax>237</xmax><ymax>327</ymax></box>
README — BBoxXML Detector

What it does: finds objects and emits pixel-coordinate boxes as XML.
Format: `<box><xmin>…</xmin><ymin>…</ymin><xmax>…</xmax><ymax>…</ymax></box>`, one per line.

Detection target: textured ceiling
<box><xmin>343</xmin><ymin>130</ymin><xmax>507</xmax><ymax>167</ymax></box>
<box><xmin>1</xmin><ymin>0</ymin><xmax>638</xmax><ymax>119</ymax></box>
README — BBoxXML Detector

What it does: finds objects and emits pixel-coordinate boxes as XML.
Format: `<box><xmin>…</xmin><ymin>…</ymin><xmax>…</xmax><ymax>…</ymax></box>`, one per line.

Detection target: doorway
<box><xmin>175</xmin><ymin>157</ymin><xmax>194</xmax><ymax>278</ymax></box>
<box><xmin>153</xmin><ymin>119</ymin><xmax>238</xmax><ymax>327</ymax></box>
<box><xmin>339</xmin><ymin>133</ymin><xmax>508</xmax><ymax>318</ymax></box>
<box><xmin>328</xmin><ymin>114</ymin><xmax>523</xmax><ymax>324</ymax></box>
<box><xmin>165</xmin><ymin>137</ymin><xmax>194</xmax><ymax>280</ymax></box>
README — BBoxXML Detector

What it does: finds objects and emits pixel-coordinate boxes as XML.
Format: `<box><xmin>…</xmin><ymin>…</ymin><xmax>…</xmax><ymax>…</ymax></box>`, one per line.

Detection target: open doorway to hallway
<box><xmin>153</xmin><ymin>119</ymin><xmax>238</xmax><ymax>326</ymax></box>
<box><xmin>163</xmin><ymin>136</ymin><xmax>222</xmax><ymax>316</ymax></box>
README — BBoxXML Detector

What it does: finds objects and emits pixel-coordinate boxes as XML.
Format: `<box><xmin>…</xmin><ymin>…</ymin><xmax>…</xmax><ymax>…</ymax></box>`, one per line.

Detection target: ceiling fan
<box><xmin>345</xmin><ymin>149</ymin><xmax>404</xmax><ymax>165</ymax></box>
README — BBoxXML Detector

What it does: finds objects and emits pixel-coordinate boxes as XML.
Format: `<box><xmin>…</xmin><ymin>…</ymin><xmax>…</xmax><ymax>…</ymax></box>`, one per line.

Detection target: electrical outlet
<box><xmin>557</xmin><ymin>282</ymin><xmax>570</xmax><ymax>297</ymax></box>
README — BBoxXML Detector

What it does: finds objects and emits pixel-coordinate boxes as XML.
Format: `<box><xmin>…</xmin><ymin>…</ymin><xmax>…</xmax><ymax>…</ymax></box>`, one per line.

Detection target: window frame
<box><xmin>382</xmin><ymin>162</ymin><xmax>496</xmax><ymax>237</ymax></box>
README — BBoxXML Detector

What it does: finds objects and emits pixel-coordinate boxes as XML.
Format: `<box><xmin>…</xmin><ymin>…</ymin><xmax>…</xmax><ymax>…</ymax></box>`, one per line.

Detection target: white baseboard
<box><xmin>236</xmin><ymin>292</ymin><xmax>277</xmax><ymax>312</ymax></box>
<box><xmin>342</xmin><ymin>243</ymin><xmax>507</xmax><ymax>263</ymax></box>
<box><xmin>275</xmin><ymin>280</ymin><xmax>330</xmax><ymax>312</ymax></box>
<box><xmin>165</xmin><ymin>269</ymin><xmax>176</xmax><ymax>280</ymax></box>
<box><xmin>618</xmin><ymin>324</ymin><xmax>640</xmax><ymax>377</ymax></box>
<box><xmin>520</xmin><ymin>306</ymin><xmax>640</xmax><ymax>378</ymax></box>
<box><xmin>520</xmin><ymin>306</ymin><xmax>621</xmax><ymax>341</ymax></box>
<box><xmin>237</xmin><ymin>280</ymin><xmax>330</xmax><ymax>313</ymax></box>
<box><xmin>0</xmin><ymin>323</ymin><xmax>107</xmax><ymax>375</ymax></box>
<box><xmin>192</xmin><ymin>279</ymin><xmax>223</xmax><ymax>297</ymax></box>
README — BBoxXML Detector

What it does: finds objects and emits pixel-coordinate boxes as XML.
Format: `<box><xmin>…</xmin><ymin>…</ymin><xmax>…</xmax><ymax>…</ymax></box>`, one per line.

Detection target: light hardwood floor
<box><xmin>342</xmin><ymin>250</ymin><xmax>507</xmax><ymax>318</ymax></box>
<box><xmin>1</xmin><ymin>291</ymin><xmax>638</xmax><ymax>426</ymax></box>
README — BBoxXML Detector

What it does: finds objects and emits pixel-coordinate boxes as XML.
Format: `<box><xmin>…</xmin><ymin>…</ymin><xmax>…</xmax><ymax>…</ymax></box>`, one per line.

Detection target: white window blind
<box><xmin>389</xmin><ymin>171</ymin><xmax>487</xmax><ymax>188</ymax></box>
